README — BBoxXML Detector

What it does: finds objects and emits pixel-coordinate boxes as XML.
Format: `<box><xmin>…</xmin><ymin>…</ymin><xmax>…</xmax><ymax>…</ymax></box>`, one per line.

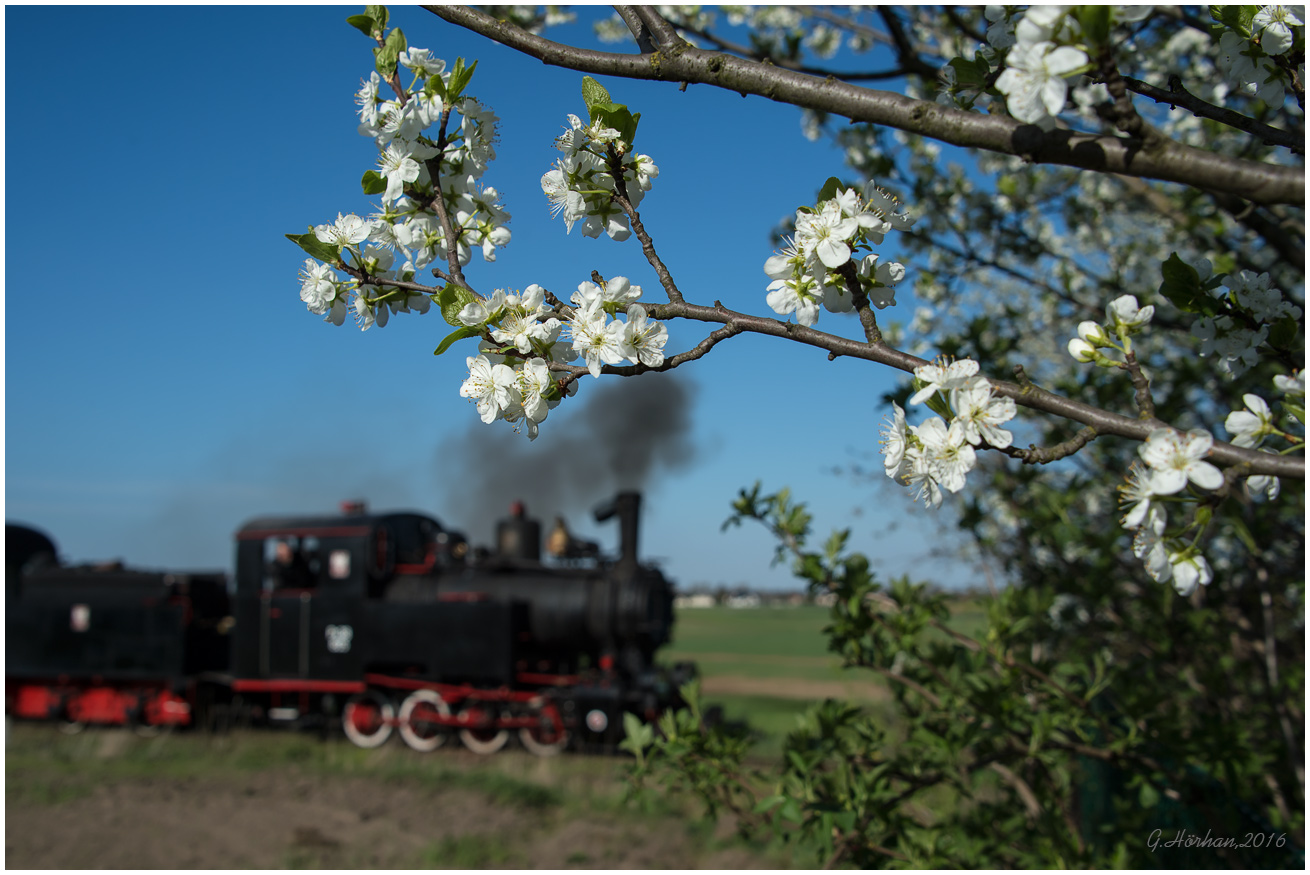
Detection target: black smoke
<box><xmin>435</xmin><ymin>371</ymin><xmax>697</xmax><ymax>544</ymax></box>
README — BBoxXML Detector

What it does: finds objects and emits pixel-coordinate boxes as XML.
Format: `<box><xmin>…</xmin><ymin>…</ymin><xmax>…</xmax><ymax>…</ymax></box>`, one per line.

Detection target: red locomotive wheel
<box><xmin>519</xmin><ymin>702</ymin><xmax>569</xmax><ymax>757</ymax></box>
<box><xmin>398</xmin><ymin>689</ymin><xmax>452</xmax><ymax>753</ymax></box>
<box><xmin>342</xmin><ymin>691</ymin><xmax>395</xmax><ymax>749</ymax></box>
<box><xmin>457</xmin><ymin>704</ymin><xmax>509</xmax><ymax>755</ymax></box>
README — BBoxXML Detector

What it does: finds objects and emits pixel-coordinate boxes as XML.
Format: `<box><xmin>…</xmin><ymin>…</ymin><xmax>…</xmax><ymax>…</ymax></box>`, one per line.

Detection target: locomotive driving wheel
<box><xmin>342</xmin><ymin>690</ymin><xmax>395</xmax><ymax>749</ymax></box>
<box><xmin>518</xmin><ymin>701</ymin><xmax>569</xmax><ymax>757</ymax></box>
<box><xmin>457</xmin><ymin>703</ymin><xmax>509</xmax><ymax>755</ymax></box>
<box><xmin>397</xmin><ymin>689</ymin><xmax>452</xmax><ymax>753</ymax></box>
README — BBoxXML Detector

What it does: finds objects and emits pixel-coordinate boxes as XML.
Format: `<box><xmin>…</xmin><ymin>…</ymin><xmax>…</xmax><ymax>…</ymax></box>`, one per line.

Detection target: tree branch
<box><xmin>424</xmin><ymin>5</ymin><xmax>1303</xmax><ymax>205</ymax></box>
<box><xmin>1124</xmin><ymin>74</ymin><xmax>1304</xmax><ymax>155</ymax></box>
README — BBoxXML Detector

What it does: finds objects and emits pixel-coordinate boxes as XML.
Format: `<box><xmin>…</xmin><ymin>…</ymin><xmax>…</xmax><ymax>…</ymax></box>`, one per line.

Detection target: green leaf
<box><xmin>589</xmin><ymin>102</ymin><xmax>640</xmax><ymax>146</ymax></box>
<box><xmin>1209</xmin><ymin>5</ymin><xmax>1260</xmax><ymax>36</ymax></box>
<box><xmin>1077</xmin><ymin>5</ymin><xmax>1112</xmax><ymax>47</ymax></box>
<box><xmin>1138</xmin><ymin>781</ymin><xmax>1160</xmax><ymax>808</ymax></box>
<box><xmin>816</xmin><ymin>176</ymin><xmax>847</xmax><ymax>203</ymax></box>
<box><xmin>948</xmin><ymin>56</ymin><xmax>988</xmax><ymax>87</ymax></box>
<box><xmin>286</xmin><ymin>232</ymin><xmax>341</xmax><ymax>265</ymax></box>
<box><xmin>434</xmin><ymin>325</ymin><xmax>481</xmax><ymax>357</ymax></box>
<box><xmin>446</xmin><ymin>57</ymin><xmax>478</xmax><ymax>101</ymax></box>
<box><xmin>360</xmin><ymin>170</ymin><xmax>387</xmax><ymax>195</ymax></box>
<box><xmin>435</xmin><ymin>285</ymin><xmax>481</xmax><ymax>327</ymax></box>
<box><xmin>1268</xmin><ymin>314</ymin><xmax>1303</xmax><ymax>350</ymax></box>
<box><xmin>346</xmin><ymin>13</ymin><xmax>376</xmax><ymax>37</ymax></box>
<box><xmin>1158</xmin><ymin>252</ymin><xmax>1220</xmax><ymax>316</ymax></box>
<box><xmin>581</xmin><ymin>75</ymin><xmax>612</xmax><ymax>111</ymax></box>
<box><xmin>374</xmin><ymin>26</ymin><xmax>406</xmax><ymax>77</ymax></box>
<box><xmin>425</xmin><ymin>72</ymin><xmax>447</xmax><ymax>103</ymax></box>
<box><xmin>366</xmin><ymin>4</ymin><xmax>388</xmax><ymax>32</ymax></box>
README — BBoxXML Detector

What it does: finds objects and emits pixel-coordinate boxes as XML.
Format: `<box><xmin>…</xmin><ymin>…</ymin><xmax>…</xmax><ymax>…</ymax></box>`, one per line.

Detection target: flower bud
<box><xmin>1068</xmin><ymin>338</ymin><xmax>1097</xmax><ymax>363</ymax></box>
<box><xmin>1077</xmin><ymin>320</ymin><xmax>1109</xmax><ymax>346</ymax></box>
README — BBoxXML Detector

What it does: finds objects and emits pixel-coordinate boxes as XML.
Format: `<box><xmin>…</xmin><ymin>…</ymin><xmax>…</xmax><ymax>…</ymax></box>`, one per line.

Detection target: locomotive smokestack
<box><xmin>437</xmin><ymin>372</ymin><xmax>695</xmax><ymax>546</ymax></box>
<box><xmin>594</xmin><ymin>491</ymin><xmax>640</xmax><ymax>569</ymax></box>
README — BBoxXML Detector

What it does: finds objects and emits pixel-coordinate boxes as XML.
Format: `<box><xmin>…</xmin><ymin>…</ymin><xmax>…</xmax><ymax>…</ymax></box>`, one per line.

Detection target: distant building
<box><xmin>725</xmin><ymin>591</ymin><xmax>761</xmax><ymax>609</ymax></box>
<box><xmin>674</xmin><ymin>593</ymin><xmax>717</xmax><ymax>608</ymax></box>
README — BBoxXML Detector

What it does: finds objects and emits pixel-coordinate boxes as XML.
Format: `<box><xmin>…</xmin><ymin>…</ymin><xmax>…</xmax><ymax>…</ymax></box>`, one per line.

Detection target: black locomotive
<box><xmin>5</xmin><ymin>492</ymin><xmax>693</xmax><ymax>755</ymax></box>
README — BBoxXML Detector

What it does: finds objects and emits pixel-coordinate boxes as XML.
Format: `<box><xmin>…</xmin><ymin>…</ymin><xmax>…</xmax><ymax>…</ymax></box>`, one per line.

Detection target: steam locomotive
<box><xmin>5</xmin><ymin>492</ymin><xmax>694</xmax><ymax>755</ymax></box>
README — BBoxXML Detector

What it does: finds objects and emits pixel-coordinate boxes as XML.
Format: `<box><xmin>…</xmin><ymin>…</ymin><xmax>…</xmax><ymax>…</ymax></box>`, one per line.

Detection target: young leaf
<box><xmin>374</xmin><ymin>26</ymin><xmax>406</xmax><ymax>77</ymax></box>
<box><xmin>346</xmin><ymin>12</ymin><xmax>376</xmax><ymax>37</ymax></box>
<box><xmin>365</xmin><ymin>4</ymin><xmax>388</xmax><ymax>33</ymax></box>
<box><xmin>360</xmin><ymin>170</ymin><xmax>387</xmax><ymax>195</ymax></box>
<box><xmin>816</xmin><ymin>176</ymin><xmax>847</xmax><ymax>203</ymax></box>
<box><xmin>581</xmin><ymin>75</ymin><xmax>612</xmax><ymax>111</ymax></box>
<box><xmin>425</xmin><ymin>72</ymin><xmax>447</xmax><ymax>102</ymax></box>
<box><xmin>434</xmin><ymin>325</ymin><xmax>482</xmax><ymax>356</ymax></box>
<box><xmin>1077</xmin><ymin>5</ymin><xmax>1112</xmax><ymax>47</ymax></box>
<box><xmin>436</xmin><ymin>284</ymin><xmax>481</xmax><ymax>327</ymax></box>
<box><xmin>286</xmin><ymin>232</ymin><xmax>341</xmax><ymax>265</ymax></box>
<box><xmin>446</xmin><ymin>58</ymin><xmax>478</xmax><ymax>100</ymax></box>
<box><xmin>1158</xmin><ymin>253</ymin><xmax>1220</xmax><ymax>316</ymax></box>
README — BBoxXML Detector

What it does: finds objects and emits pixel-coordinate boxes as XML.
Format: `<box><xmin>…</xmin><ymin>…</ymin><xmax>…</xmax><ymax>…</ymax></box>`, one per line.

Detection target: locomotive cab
<box><xmin>230</xmin><ymin>510</ymin><xmax>512</xmax><ymax>687</ymax></box>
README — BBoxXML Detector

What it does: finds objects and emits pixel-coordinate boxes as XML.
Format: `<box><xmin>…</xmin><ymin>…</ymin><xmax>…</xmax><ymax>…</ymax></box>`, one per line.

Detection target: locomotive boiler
<box><xmin>5</xmin><ymin>492</ymin><xmax>693</xmax><ymax>755</ymax></box>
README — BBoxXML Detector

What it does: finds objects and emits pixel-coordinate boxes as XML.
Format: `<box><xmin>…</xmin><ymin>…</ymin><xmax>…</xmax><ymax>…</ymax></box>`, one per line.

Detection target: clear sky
<box><xmin>4</xmin><ymin>5</ymin><xmax>980</xmax><ymax>592</ymax></box>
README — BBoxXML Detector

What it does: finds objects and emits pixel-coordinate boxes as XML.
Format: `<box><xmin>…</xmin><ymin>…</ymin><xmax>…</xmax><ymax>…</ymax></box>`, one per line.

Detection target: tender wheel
<box><xmin>519</xmin><ymin>703</ymin><xmax>569</xmax><ymax>757</ymax></box>
<box><xmin>342</xmin><ymin>691</ymin><xmax>395</xmax><ymax>749</ymax></box>
<box><xmin>398</xmin><ymin>689</ymin><xmax>452</xmax><ymax>753</ymax></box>
<box><xmin>457</xmin><ymin>704</ymin><xmax>509</xmax><ymax>755</ymax></box>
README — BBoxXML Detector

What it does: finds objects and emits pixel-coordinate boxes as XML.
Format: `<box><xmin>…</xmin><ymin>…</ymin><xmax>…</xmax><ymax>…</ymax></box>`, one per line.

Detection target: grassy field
<box><xmin>5</xmin><ymin>722</ymin><xmax>806</xmax><ymax>868</ymax></box>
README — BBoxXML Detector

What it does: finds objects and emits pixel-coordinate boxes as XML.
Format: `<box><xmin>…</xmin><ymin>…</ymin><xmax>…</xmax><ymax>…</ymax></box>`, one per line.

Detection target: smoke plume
<box><xmin>434</xmin><ymin>371</ymin><xmax>697</xmax><ymax>544</ymax></box>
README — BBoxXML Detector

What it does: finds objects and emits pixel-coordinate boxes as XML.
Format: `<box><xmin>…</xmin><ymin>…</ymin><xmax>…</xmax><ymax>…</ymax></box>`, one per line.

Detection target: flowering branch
<box><xmin>603</xmin><ymin>145</ymin><xmax>684</xmax><ymax>303</ymax></box>
<box><xmin>424</xmin><ymin>4</ymin><xmax>1303</xmax><ymax>205</ymax></box>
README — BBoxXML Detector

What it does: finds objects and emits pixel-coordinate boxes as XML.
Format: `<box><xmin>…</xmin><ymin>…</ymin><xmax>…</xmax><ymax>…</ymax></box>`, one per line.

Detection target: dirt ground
<box><xmin>5</xmin><ymin>728</ymin><xmax>779</xmax><ymax>869</ymax></box>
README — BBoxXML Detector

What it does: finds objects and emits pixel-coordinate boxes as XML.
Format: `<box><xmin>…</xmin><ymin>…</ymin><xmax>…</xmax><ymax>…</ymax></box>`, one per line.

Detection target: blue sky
<box><xmin>5</xmin><ymin>6</ymin><xmax>979</xmax><ymax>591</ymax></box>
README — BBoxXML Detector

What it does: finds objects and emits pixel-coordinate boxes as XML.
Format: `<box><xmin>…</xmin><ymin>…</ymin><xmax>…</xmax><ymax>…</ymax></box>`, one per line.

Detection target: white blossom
<box><xmin>1133</xmin><ymin>526</ymin><xmax>1173</xmax><ymax>583</ymax></box>
<box><xmin>1224</xmin><ymin>394</ymin><xmax>1274</xmax><ymax>448</ymax></box>
<box><xmin>314</xmin><ymin>213</ymin><xmax>371</xmax><ymax>247</ymax></box>
<box><xmin>1253</xmin><ymin>5</ymin><xmax>1303</xmax><ymax>54</ymax></box>
<box><xmin>1138</xmin><ymin>428</ymin><xmax>1224</xmax><ymax>494</ymax></box>
<box><xmin>1120</xmin><ymin>463</ymin><xmax>1166</xmax><ymax>534</ymax></box>
<box><xmin>880</xmin><ymin>402</ymin><xmax>911</xmax><ymax>482</ymax></box>
<box><xmin>624</xmin><ymin>304</ymin><xmax>668</xmax><ymax>367</ymax></box>
<box><xmin>995</xmin><ymin>40</ymin><xmax>1089</xmax><ymax>124</ymax></box>
<box><xmin>909</xmin><ymin>357</ymin><xmax>980</xmax><ymax>406</ymax></box>
<box><xmin>949</xmin><ymin>375</ymin><xmax>1016</xmax><ymax>448</ymax></box>
<box><xmin>460</xmin><ymin>354</ymin><xmax>517</xmax><ymax>423</ymax></box>
<box><xmin>1274</xmin><ymin>370</ymin><xmax>1305</xmax><ymax>396</ymax></box>
<box><xmin>1168</xmin><ymin>550</ymin><xmax>1213</xmax><ymax>596</ymax></box>
<box><xmin>1107</xmin><ymin>294</ymin><xmax>1154</xmax><ymax>332</ymax></box>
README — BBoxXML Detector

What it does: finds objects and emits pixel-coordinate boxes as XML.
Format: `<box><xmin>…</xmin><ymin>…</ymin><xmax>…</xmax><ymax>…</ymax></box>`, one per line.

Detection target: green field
<box><xmin>666</xmin><ymin>604</ymin><xmax>837</xmax><ymax>661</ymax></box>
<box><xmin>661</xmin><ymin>600</ymin><xmax>984</xmax><ymax>758</ymax></box>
